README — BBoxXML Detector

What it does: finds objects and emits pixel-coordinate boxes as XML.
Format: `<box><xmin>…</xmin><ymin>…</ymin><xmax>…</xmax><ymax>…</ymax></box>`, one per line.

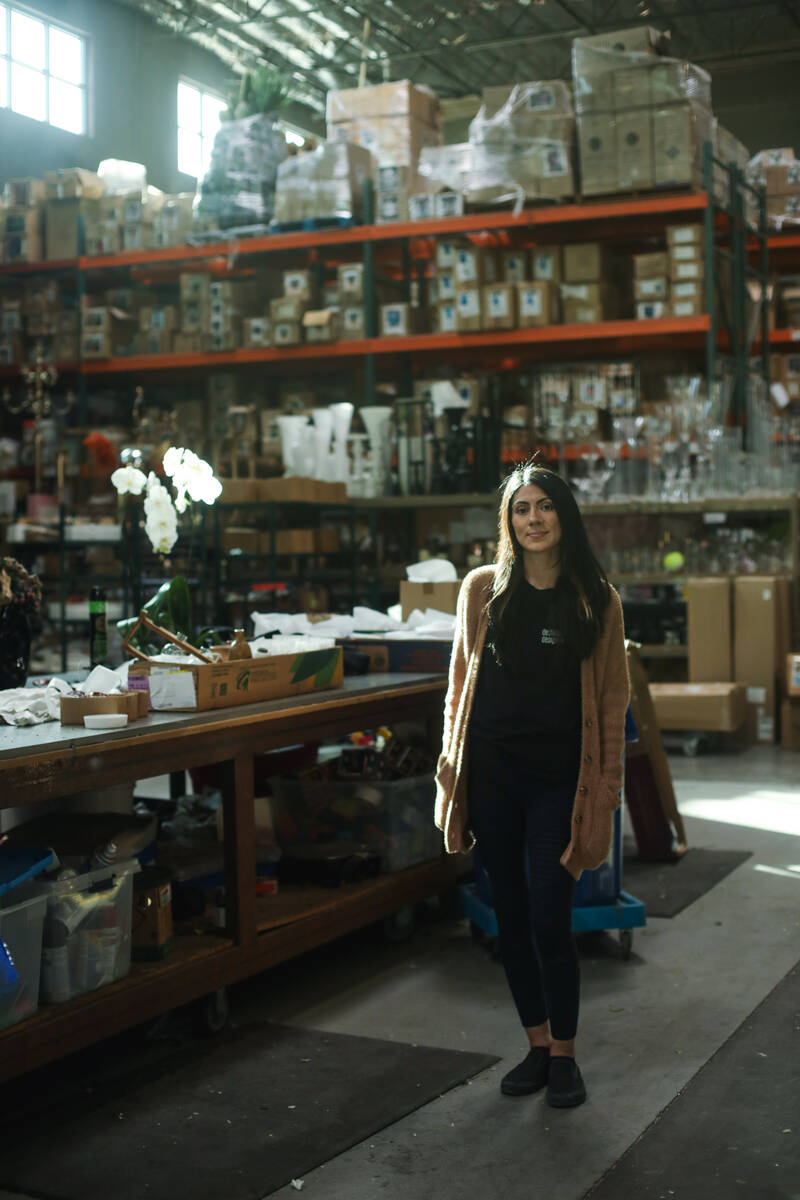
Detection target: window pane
<box><xmin>200</xmin><ymin>133</ymin><xmax>217</xmax><ymax>178</ymax></box>
<box><xmin>49</xmin><ymin>26</ymin><xmax>83</xmax><ymax>85</ymax></box>
<box><xmin>49</xmin><ymin>78</ymin><xmax>83</xmax><ymax>134</ymax></box>
<box><xmin>178</xmin><ymin>127</ymin><xmax>202</xmax><ymax>178</ymax></box>
<box><xmin>11</xmin><ymin>10</ymin><xmax>45</xmax><ymax>69</ymax></box>
<box><xmin>11</xmin><ymin>61</ymin><xmax>45</xmax><ymax>121</ymax></box>
<box><xmin>201</xmin><ymin>93</ymin><xmax>225</xmax><ymax>139</ymax></box>
<box><xmin>177</xmin><ymin>81</ymin><xmax>201</xmax><ymax>133</ymax></box>
<box><xmin>0</xmin><ymin>58</ymin><xmax>7</xmax><ymax>108</ymax></box>
<box><xmin>0</xmin><ymin>7</ymin><xmax>6</xmax><ymax>56</ymax></box>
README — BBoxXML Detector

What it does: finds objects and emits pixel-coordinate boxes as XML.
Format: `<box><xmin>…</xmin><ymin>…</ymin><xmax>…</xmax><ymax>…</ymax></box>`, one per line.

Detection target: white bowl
<box><xmin>83</xmin><ymin>713</ymin><xmax>129</xmax><ymax>729</ymax></box>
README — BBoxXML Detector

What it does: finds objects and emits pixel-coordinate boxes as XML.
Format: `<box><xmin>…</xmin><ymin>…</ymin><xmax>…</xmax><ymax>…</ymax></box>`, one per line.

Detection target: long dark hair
<box><xmin>489</xmin><ymin>460</ymin><xmax>610</xmax><ymax>664</ymax></box>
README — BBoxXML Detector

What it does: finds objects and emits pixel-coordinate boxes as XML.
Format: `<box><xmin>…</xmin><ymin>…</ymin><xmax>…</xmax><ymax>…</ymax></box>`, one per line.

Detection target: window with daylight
<box><xmin>177</xmin><ymin>81</ymin><xmax>226</xmax><ymax>179</ymax></box>
<box><xmin>0</xmin><ymin>4</ymin><xmax>88</xmax><ymax>134</ymax></box>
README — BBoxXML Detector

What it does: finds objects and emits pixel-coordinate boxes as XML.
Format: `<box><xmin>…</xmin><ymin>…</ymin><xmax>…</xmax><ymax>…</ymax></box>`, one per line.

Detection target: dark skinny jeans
<box><xmin>468</xmin><ymin>735</ymin><xmax>580</xmax><ymax>1042</ymax></box>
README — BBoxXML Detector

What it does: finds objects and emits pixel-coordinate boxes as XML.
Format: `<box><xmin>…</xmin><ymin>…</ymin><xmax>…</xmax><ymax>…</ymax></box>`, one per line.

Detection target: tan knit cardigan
<box><xmin>434</xmin><ymin>565</ymin><xmax>630</xmax><ymax>881</ymax></box>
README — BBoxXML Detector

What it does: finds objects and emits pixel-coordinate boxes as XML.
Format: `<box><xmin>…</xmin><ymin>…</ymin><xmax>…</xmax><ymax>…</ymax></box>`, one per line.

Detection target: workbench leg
<box><xmin>221</xmin><ymin>753</ymin><xmax>257</xmax><ymax>948</ymax></box>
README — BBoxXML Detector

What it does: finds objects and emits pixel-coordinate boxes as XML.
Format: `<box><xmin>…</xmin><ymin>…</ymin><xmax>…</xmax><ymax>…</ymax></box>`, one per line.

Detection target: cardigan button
<box><xmin>579</xmin><ymin>785</ymin><xmax>588</xmax><ymax>795</ymax></box>
<box><xmin>584</xmin><ymin>754</ymin><xmax>592</xmax><ymax>763</ymax></box>
<box><xmin>574</xmin><ymin>814</ymin><xmax>583</xmax><ymax>824</ymax></box>
<box><xmin>585</xmin><ymin>718</ymin><xmax>593</xmax><ymax>727</ymax></box>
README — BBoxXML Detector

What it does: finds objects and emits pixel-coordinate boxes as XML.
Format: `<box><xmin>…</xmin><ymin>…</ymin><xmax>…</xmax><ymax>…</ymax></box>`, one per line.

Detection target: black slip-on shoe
<box><xmin>500</xmin><ymin>1046</ymin><xmax>551</xmax><ymax>1096</ymax></box>
<box><xmin>546</xmin><ymin>1055</ymin><xmax>587</xmax><ymax>1108</ymax></box>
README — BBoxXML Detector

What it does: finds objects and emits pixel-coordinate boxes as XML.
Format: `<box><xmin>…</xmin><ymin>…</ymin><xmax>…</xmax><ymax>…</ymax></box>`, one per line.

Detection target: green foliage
<box><xmin>221</xmin><ymin>66</ymin><xmax>295</xmax><ymax>121</ymax></box>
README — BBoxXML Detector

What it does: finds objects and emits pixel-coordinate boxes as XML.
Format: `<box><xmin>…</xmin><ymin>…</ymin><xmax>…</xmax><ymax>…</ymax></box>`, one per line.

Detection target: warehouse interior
<box><xmin>0</xmin><ymin>0</ymin><xmax>799</xmax><ymax>1196</ymax></box>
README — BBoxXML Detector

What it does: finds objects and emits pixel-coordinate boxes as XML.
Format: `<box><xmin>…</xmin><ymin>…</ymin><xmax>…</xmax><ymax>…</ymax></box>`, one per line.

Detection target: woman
<box><xmin>434</xmin><ymin>460</ymin><xmax>629</xmax><ymax>1109</ymax></box>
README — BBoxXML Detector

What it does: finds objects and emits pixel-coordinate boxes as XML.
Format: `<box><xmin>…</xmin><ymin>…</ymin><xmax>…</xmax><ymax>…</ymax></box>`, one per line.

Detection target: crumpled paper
<box><xmin>0</xmin><ymin>663</ymin><xmax>131</xmax><ymax>726</ymax></box>
<box><xmin>405</xmin><ymin>558</ymin><xmax>458</xmax><ymax>583</ymax></box>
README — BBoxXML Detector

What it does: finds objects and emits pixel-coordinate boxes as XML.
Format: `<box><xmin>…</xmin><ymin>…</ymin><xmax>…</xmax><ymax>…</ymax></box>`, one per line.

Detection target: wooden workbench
<box><xmin>0</xmin><ymin>672</ymin><xmax>460</xmax><ymax>1081</ymax></box>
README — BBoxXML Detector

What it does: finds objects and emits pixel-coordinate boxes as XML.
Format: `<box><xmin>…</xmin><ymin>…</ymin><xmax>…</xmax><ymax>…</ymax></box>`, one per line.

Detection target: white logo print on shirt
<box><xmin>541</xmin><ymin>628</ymin><xmax>562</xmax><ymax>645</ymax></box>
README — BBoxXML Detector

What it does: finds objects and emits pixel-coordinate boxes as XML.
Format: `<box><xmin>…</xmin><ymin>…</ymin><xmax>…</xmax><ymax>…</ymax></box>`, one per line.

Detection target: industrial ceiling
<box><xmin>118</xmin><ymin>0</ymin><xmax>800</xmax><ymax>129</ymax></box>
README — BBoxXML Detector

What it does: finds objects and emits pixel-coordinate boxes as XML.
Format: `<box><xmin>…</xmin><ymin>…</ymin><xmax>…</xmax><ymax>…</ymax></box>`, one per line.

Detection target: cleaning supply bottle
<box><xmin>89</xmin><ymin>586</ymin><xmax>108</xmax><ymax>667</ymax></box>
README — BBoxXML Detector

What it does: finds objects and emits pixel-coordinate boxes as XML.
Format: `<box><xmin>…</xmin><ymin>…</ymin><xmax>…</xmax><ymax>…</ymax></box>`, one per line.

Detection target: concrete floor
<box><xmin>2</xmin><ymin>744</ymin><xmax>798</xmax><ymax>1200</ymax></box>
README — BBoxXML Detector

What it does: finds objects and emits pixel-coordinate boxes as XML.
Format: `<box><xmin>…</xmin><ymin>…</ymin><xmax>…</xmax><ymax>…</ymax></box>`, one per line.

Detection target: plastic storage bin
<box><xmin>272</xmin><ymin>773</ymin><xmax>441</xmax><ymax>872</ymax></box>
<box><xmin>0</xmin><ymin>894</ymin><xmax>47</xmax><ymax>1029</ymax></box>
<box><xmin>25</xmin><ymin>860</ymin><xmax>139</xmax><ymax>1004</ymax></box>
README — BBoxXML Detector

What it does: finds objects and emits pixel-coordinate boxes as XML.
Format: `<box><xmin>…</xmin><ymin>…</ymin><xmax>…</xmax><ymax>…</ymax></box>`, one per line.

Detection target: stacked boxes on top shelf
<box><xmin>0</xmin><ymin>278</ymin><xmax>79</xmax><ymax>366</ymax></box>
<box><xmin>747</xmin><ymin>148</ymin><xmax>800</xmax><ymax>227</ymax></box>
<box><xmin>667</xmin><ymin>225</ymin><xmax>706</xmax><ymax>316</ymax></box>
<box><xmin>326</xmin><ymin>80</ymin><xmax>442</xmax><ymax>223</ymax></box>
<box><xmin>273</xmin><ymin>142</ymin><xmax>376</xmax><ymax>226</ymax></box>
<box><xmin>573</xmin><ymin>26</ymin><xmax>715</xmax><ymax>196</ymax></box>
<box><xmin>1</xmin><ymin>178</ymin><xmax>45</xmax><ymax>265</ymax></box>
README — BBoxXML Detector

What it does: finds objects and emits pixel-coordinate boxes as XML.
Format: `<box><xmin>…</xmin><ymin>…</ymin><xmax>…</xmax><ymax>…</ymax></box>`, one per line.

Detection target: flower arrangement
<box><xmin>111</xmin><ymin>447</ymin><xmax>222</xmax><ymax>554</ymax></box>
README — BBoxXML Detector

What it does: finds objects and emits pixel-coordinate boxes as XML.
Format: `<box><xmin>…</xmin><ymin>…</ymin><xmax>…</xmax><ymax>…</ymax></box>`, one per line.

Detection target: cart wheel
<box><xmin>618</xmin><ymin>930</ymin><xmax>634</xmax><ymax>961</ymax></box>
<box><xmin>197</xmin><ymin>987</ymin><xmax>229</xmax><ymax>1035</ymax></box>
<box><xmin>383</xmin><ymin>906</ymin><xmax>416</xmax><ymax>942</ymax></box>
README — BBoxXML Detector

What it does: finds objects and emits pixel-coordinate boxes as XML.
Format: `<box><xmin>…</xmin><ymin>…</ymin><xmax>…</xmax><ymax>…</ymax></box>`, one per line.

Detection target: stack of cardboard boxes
<box><xmin>273</xmin><ymin>142</ymin><xmax>375</xmax><ymax>226</ymax></box>
<box><xmin>747</xmin><ymin>148</ymin><xmax>800</xmax><ymax>227</ymax></box>
<box><xmin>325</xmin><ymin>81</ymin><xmax>442</xmax><ymax>223</ymax></box>
<box><xmin>0</xmin><ymin>279</ymin><xmax>79</xmax><ymax>366</ymax></box>
<box><xmin>560</xmin><ymin>243</ymin><xmax>621</xmax><ymax>322</ymax></box>
<box><xmin>631</xmin><ymin>224</ymin><xmax>706</xmax><ymax>319</ymax></box>
<box><xmin>573</xmin><ymin>26</ymin><xmax>715</xmax><ymax>197</ymax></box>
<box><xmin>1</xmin><ymin>178</ymin><xmax>45</xmax><ymax>264</ymax></box>
<box><xmin>653</xmin><ymin>575</ymin><xmax>793</xmax><ymax>743</ymax></box>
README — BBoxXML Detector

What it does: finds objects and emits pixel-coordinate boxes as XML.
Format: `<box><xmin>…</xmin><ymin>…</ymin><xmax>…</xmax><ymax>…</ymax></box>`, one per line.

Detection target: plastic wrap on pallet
<box><xmin>572</xmin><ymin>34</ymin><xmax>710</xmax><ymax>115</ymax></box>
<box><xmin>747</xmin><ymin>148</ymin><xmax>800</xmax><ymax>229</ymax></box>
<box><xmin>467</xmin><ymin>82</ymin><xmax>576</xmax><ymax>205</ymax></box>
<box><xmin>273</xmin><ymin>142</ymin><xmax>376</xmax><ymax>224</ymax></box>
<box><xmin>195</xmin><ymin>114</ymin><xmax>287</xmax><ymax>230</ymax></box>
<box><xmin>578</xmin><ymin>100</ymin><xmax>714</xmax><ymax>197</ymax></box>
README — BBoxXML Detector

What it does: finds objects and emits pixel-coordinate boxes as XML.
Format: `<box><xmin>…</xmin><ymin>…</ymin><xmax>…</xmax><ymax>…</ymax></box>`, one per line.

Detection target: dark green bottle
<box><xmin>89</xmin><ymin>586</ymin><xmax>108</xmax><ymax>666</ymax></box>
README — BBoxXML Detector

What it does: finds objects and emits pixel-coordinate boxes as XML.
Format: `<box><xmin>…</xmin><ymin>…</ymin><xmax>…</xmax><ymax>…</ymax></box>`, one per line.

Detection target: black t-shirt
<box><xmin>469</xmin><ymin>582</ymin><xmax>582</xmax><ymax>784</ymax></box>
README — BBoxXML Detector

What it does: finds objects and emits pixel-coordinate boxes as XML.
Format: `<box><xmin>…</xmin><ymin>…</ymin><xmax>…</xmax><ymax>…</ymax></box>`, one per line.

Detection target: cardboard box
<box><xmin>222</xmin><ymin>527</ymin><xmax>260</xmax><ymax>554</ymax></box>
<box><xmin>221</xmin><ymin>478</ymin><xmax>260</xmax><ymax>503</ymax></box>
<box><xmin>687</xmin><ymin>577</ymin><xmax>732</xmax><ymax>682</ymax></box>
<box><xmin>616</xmin><ymin>110</ymin><xmax>654</xmax><ymax>189</ymax></box>
<box><xmin>734</xmin><ymin>575</ymin><xmax>792</xmax><ymax>739</ymax></box>
<box><xmin>613</xmin><ymin>64</ymin><xmax>653</xmax><ymax>110</ymax></box>
<box><xmin>435</xmin><ymin>192</ymin><xmax>464</xmax><ymax>219</ymax></box>
<box><xmin>303</xmin><ymin>309</ymin><xmax>339</xmax><ymax>343</ymax></box>
<box><xmin>180</xmin><ymin>273</ymin><xmax>211</xmax><ymax>304</ymax></box>
<box><xmin>273</xmin><ymin>321</ymin><xmax>302</xmax><ymax>347</ymax></box>
<box><xmin>649</xmin><ymin>683</ymin><xmax>747</xmax><ymax>732</ymax></box>
<box><xmin>437</xmin><ymin>268</ymin><xmax>456</xmax><ymax>301</ymax></box>
<box><xmin>59</xmin><ymin>691</ymin><xmax>147</xmax><ymax>725</ymax></box>
<box><xmin>780</xmin><ymin>698</ymin><xmax>800</xmax><ymax>750</ymax></box>
<box><xmin>338</xmin><ymin>263</ymin><xmax>364</xmax><ymax>302</ymax></box>
<box><xmin>531</xmin><ymin>247</ymin><xmax>562</xmax><ymax>283</ymax></box>
<box><xmin>140</xmin><ymin>330</ymin><xmax>174</xmax><ymax>355</ymax></box>
<box><xmin>275</xmin><ymin>529</ymin><xmax>316</xmax><ymax>554</ymax></box>
<box><xmin>339</xmin><ymin>638</ymin><xmax>451</xmax><ymax>674</ymax></box>
<box><xmin>563</xmin><ymin>242</ymin><xmax>612</xmax><ymax>283</ymax></box>
<box><xmin>270</xmin><ymin>296</ymin><xmax>306</xmax><ymax>323</ymax></box>
<box><xmin>140</xmin><ymin>646</ymin><xmax>343</xmax><ymax>711</ymax></box>
<box><xmin>635</xmin><ymin>276</ymin><xmax>669</xmax><ymax>300</ymax></box>
<box><xmin>561</xmin><ymin>282</ymin><xmax>616</xmax><ymax>322</ymax></box>
<box><xmin>671</xmin><ymin>296</ymin><xmax>704</xmax><ymax>317</ymax></box>
<box><xmin>636</xmin><ymin>300</ymin><xmax>667</xmax><ymax>319</ymax></box>
<box><xmin>670</xmin><ymin>258</ymin><xmax>704</xmax><ymax>283</ymax></box>
<box><xmin>315</xmin><ymin>528</ymin><xmax>341</xmax><ymax>553</ymax></box>
<box><xmin>437</xmin><ymin>300</ymin><xmax>458</xmax><ymax>333</ymax></box>
<box><xmin>670</xmin><ymin>243</ymin><xmax>703</xmax><ymax>266</ymax></box>
<box><xmin>3</xmin><ymin>178</ymin><xmax>45</xmax><ymax>207</ymax></box>
<box><xmin>501</xmin><ymin>251</ymin><xmax>529</xmax><ymax>284</ymax></box>
<box><xmin>139</xmin><ymin>305</ymin><xmax>179</xmax><ymax>332</ymax></box>
<box><xmin>786</xmin><ymin>653</ymin><xmax>800</xmax><ymax>697</ymax></box>
<box><xmin>482</xmin><ymin>283</ymin><xmax>517</xmax><ymax>331</ymax></box>
<box><xmin>327</xmin><ymin>80</ymin><xmax>440</xmax><ymax>129</ymax></box>
<box><xmin>409</xmin><ymin>194</ymin><xmax>436</xmax><ymax>220</ymax></box>
<box><xmin>454</xmin><ymin>245</ymin><xmax>496</xmax><ymax>286</ymax></box>
<box><xmin>577</xmin><ymin>116</ymin><xmax>617</xmax><ymax>195</ymax></box>
<box><xmin>340</xmin><ymin>307</ymin><xmax>366</xmax><ymax>340</ymax></box>
<box><xmin>517</xmin><ymin>281</ymin><xmax>556</xmax><ymax>328</ymax></box>
<box><xmin>575</xmin><ymin>24</ymin><xmax>668</xmax><ymax>55</ymax></box>
<box><xmin>652</xmin><ymin>102</ymin><xmax>713</xmax><ymax>188</ymax></box>
<box><xmin>45</xmin><ymin>198</ymin><xmax>97</xmax><ymax>259</ymax></box>
<box><xmin>243</xmin><ymin>317</ymin><xmax>271</xmax><ymax>348</ymax></box>
<box><xmin>44</xmin><ymin>167</ymin><xmax>104</xmax><ymax>200</ymax></box>
<box><xmin>668</xmin><ymin>224</ymin><xmax>704</xmax><ymax>248</ymax></box>
<box><xmin>381</xmin><ymin>303</ymin><xmax>416</xmax><ymax>337</ymax></box>
<box><xmin>399</xmin><ymin>580</ymin><xmax>461</xmax><ymax>621</ymax></box>
<box><xmin>455</xmin><ymin>288</ymin><xmax>483</xmax><ymax>333</ymax></box>
<box><xmin>633</xmin><ymin>252</ymin><xmax>669</xmax><ymax>278</ymax></box>
<box><xmin>436</xmin><ymin>238</ymin><xmax>462</xmax><ymax>270</ymax></box>
<box><xmin>283</xmin><ymin>269</ymin><xmax>314</xmax><ymax>301</ymax></box>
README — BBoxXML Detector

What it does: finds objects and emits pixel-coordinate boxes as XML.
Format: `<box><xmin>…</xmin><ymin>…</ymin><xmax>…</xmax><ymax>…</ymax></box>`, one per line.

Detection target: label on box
<box><xmin>672</xmin><ymin>245</ymin><xmax>701</xmax><ymax>261</ymax></box>
<box><xmin>703</xmin><ymin>512</ymin><xmax>727</xmax><ymax>524</ymax></box>
<box><xmin>520</xmin><ymin>288</ymin><xmax>543</xmax><ymax>317</ymax></box>
<box><xmin>340</xmin><ymin>268</ymin><xmax>361</xmax><ymax>294</ymax></box>
<box><xmin>439</xmin><ymin>302</ymin><xmax>457</xmax><ymax>332</ymax></box>
<box><xmin>671</xmin><ymin>226</ymin><xmax>700</xmax><ymax>244</ymax></box>
<box><xmin>274</xmin><ymin>322</ymin><xmax>296</xmax><ymax>344</ymax></box>
<box><xmin>457</xmin><ymin>289</ymin><xmax>480</xmax><ymax>317</ymax></box>
<box><xmin>562</xmin><ymin>284</ymin><xmax>589</xmax><ymax>300</ymax></box>
<box><xmin>526</xmin><ymin>86</ymin><xmax>556</xmax><ymax>111</ymax></box>
<box><xmin>383</xmin><ymin>305</ymin><xmax>407</xmax><ymax>332</ymax></box>
<box><xmin>486</xmin><ymin>288</ymin><xmax>510</xmax><ymax>317</ymax></box>
<box><xmin>343</xmin><ymin>307</ymin><xmax>363</xmax><ymax>331</ymax></box>
<box><xmin>284</xmin><ymin>272</ymin><xmax>309</xmax><ymax>296</ymax></box>
<box><xmin>436</xmin><ymin>239</ymin><xmax>458</xmax><ymax>269</ymax></box>
<box><xmin>637</xmin><ymin>301</ymin><xmax>665</xmax><ymax>319</ymax></box>
<box><xmin>674</xmin><ymin>262</ymin><xmax>702</xmax><ymax>279</ymax></box>
<box><xmin>409</xmin><ymin>194</ymin><xmax>435</xmax><ymax>220</ymax></box>
<box><xmin>541</xmin><ymin>140</ymin><xmax>569</xmax><ymax>176</ymax></box>
<box><xmin>149</xmin><ymin>668</ymin><xmax>197</xmax><ymax>709</ymax></box>
<box><xmin>436</xmin><ymin>192</ymin><xmax>464</xmax><ymax>218</ymax></box>
<box><xmin>379</xmin><ymin>193</ymin><xmax>400</xmax><ymax>220</ymax></box>
<box><xmin>674</xmin><ymin>281</ymin><xmax>700</xmax><ymax>297</ymax></box>
<box><xmin>638</xmin><ymin>278</ymin><xmax>667</xmax><ymax>297</ymax></box>
<box><xmin>438</xmin><ymin>270</ymin><xmax>456</xmax><ymax>300</ymax></box>
<box><xmin>532</xmin><ymin>251</ymin><xmax>557</xmax><ymax>280</ymax></box>
<box><xmin>746</xmin><ymin>686</ymin><xmax>767</xmax><ymax>704</ymax></box>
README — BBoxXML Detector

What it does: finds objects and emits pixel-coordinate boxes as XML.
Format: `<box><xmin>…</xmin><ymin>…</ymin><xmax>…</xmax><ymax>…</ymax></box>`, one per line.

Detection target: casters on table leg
<box><xmin>619</xmin><ymin>929</ymin><xmax>633</xmax><ymax>960</ymax></box>
<box><xmin>197</xmin><ymin>986</ymin><xmax>229</xmax><ymax>1035</ymax></box>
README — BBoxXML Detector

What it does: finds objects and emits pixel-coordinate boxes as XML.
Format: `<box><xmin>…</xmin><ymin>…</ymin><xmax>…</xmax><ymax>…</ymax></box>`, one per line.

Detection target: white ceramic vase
<box><xmin>275</xmin><ymin>415</ymin><xmax>309</xmax><ymax>477</ymax></box>
<box><xmin>329</xmin><ymin>402</ymin><xmax>354</xmax><ymax>485</ymax></box>
<box><xmin>311</xmin><ymin>408</ymin><xmax>334</xmax><ymax>480</ymax></box>
<box><xmin>359</xmin><ymin>405</ymin><xmax>393</xmax><ymax>495</ymax></box>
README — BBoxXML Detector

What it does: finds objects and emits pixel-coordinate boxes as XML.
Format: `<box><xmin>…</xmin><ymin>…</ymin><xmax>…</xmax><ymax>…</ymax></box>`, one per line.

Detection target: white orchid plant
<box><xmin>111</xmin><ymin>447</ymin><xmax>222</xmax><ymax>555</ymax></box>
